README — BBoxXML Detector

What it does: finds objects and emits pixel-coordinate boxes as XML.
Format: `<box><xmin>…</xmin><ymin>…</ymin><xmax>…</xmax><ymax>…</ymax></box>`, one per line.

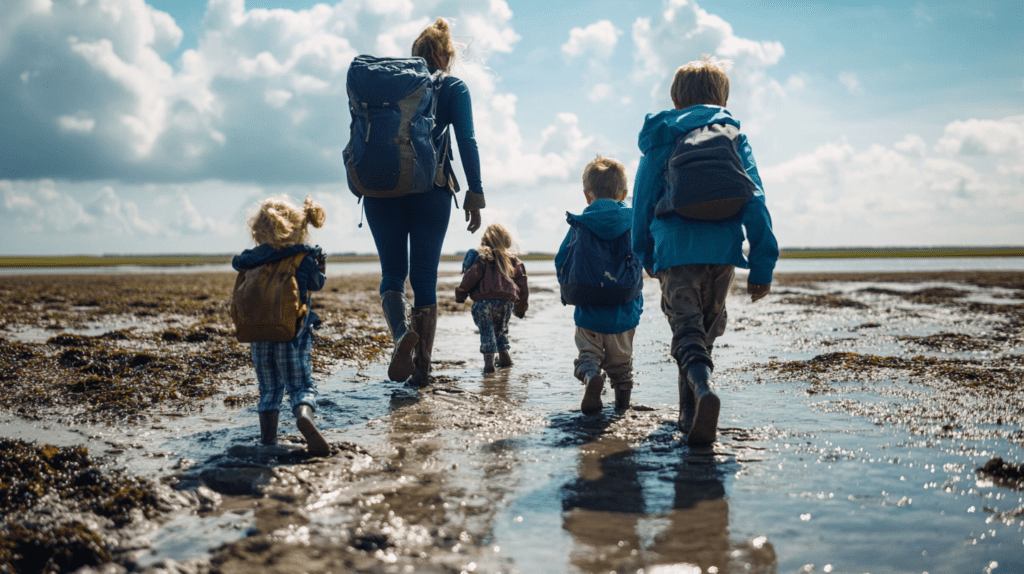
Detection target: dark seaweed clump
<box><xmin>977</xmin><ymin>457</ymin><xmax>1024</xmax><ymax>489</ymax></box>
<box><xmin>768</xmin><ymin>351</ymin><xmax>1018</xmax><ymax>391</ymax></box>
<box><xmin>0</xmin><ymin>331</ymin><xmax>249</xmax><ymax>423</ymax></box>
<box><xmin>0</xmin><ymin>439</ymin><xmax>161</xmax><ymax>574</ymax></box>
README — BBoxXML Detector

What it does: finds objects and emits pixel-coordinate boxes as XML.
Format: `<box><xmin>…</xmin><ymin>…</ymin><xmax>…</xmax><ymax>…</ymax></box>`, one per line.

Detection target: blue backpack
<box><xmin>343</xmin><ymin>55</ymin><xmax>448</xmax><ymax>198</ymax></box>
<box><xmin>655</xmin><ymin>122</ymin><xmax>757</xmax><ymax>221</ymax></box>
<box><xmin>558</xmin><ymin>214</ymin><xmax>643</xmax><ymax>307</ymax></box>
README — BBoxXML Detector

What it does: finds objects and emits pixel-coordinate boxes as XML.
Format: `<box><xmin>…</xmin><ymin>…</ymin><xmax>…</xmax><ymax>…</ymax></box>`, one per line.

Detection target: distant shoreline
<box><xmin>2</xmin><ymin>247</ymin><xmax>1024</xmax><ymax>268</ymax></box>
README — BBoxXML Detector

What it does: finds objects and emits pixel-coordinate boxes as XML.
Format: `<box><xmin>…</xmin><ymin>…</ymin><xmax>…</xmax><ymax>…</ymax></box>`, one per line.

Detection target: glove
<box><xmin>513</xmin><ymin>300</ymin><xmax>528</xmax><ymax>319</ymax></box>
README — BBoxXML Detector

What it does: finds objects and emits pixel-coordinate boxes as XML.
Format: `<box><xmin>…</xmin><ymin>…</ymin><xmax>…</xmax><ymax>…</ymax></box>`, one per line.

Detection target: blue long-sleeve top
<box><xmin>632</xmin><ymin>105</ymin><xmax>779</xmax><ymax>285</ymax></box>
<box><xmin>434</xmin><ymin>76</ymin><xmax>483</xmax><ymax>197</ymax></box>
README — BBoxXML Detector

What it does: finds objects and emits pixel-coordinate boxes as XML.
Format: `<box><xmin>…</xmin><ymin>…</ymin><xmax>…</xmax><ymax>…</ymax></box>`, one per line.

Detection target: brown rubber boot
<box><xmin>580</xmin><ymin>371</ymin><xmax>604</xmax><ymax>415</ymax></box>
<box><xmin>381</xmin><ymin>291</ymin><xmax>418</xmax><ymax>382</ymax></box>
<box><xmin>408</xmin><ymin>305</ymin><xmax>437</xmax><ymax>388</ymax></box>
<box><xmin>483</xmin><ymin>353</ymin><xmax>496</xmax><ymax>373</ymax></box>
<box><xmin>259</xmin><ymin>410</ymin><xmax>279</xmax><ymax>446</ymax></box>
<box><xmin>293</xmin><ymin>404</ymin><xmax>330</xmax><ymax>456</ymax></box>
<box><xmin>497</xmin><ymin>350</ymin><xmax>513</xmax><ymax>368</ymax></box>
<box><xmin>686</xmin><ymin>362</ymin><xmax>720</xmax><ymax>446</ymax></box>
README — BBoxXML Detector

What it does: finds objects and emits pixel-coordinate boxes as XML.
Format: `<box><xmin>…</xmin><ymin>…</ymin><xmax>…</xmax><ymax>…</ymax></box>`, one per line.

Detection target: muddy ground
<box><xmin>0</xmin><ymin>270</ymin><xmax>1022</xmax><ymax>573</ymax></box>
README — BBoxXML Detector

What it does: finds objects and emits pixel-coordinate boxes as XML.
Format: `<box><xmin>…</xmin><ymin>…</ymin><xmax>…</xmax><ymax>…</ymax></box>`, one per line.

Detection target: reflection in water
<box><xmin>561</xmin><ymin>430</ymin><xmax>776</xmax><ymax>574</ymax></box>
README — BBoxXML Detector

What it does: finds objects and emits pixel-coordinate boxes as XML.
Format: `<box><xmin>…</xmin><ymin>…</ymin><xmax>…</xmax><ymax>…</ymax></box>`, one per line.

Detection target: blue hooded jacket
<box><xmin>555</xmin><ymin>199</ymin><xmax>643</xmax><ymax>334</ymax></box>
<box><xmin>632</xmin><ymin>105</ymin><xmax>778</xmax><ymax>285</ymax></box>
<box><xmin>231</xmin><ymin>243</ymin><xmax>326</xmax><ymax>336</ymax></box>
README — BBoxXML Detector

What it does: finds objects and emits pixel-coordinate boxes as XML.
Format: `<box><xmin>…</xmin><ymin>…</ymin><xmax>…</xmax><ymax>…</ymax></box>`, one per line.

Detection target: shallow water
<box><xmin>3</xmin><ymin>273</ymin><xmax>1023</xmax><ymax>573</ymax></box>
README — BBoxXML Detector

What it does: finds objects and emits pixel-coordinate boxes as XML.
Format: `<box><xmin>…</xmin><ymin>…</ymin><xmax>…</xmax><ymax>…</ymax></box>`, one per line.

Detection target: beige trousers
<box><xmin>573</xmin><ymin>327</ymin><xmax>636</xmax><ymax>390</ymax></box>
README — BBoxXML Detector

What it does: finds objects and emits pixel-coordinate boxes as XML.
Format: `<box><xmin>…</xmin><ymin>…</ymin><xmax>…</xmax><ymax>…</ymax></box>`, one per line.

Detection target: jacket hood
<box><xmin>567</xmin><ymin>199</ymin><xmax>633</xmax><ymax>240</ymax></box>
<box><xmin>232</xmin><ymin>243</ymin><xmax>318</xmax><ymax>271</ymax></box>
<box><xmin>638</xmin><ymin>105</ymin><xmax>741</xmax><ymax>154</ymax></box>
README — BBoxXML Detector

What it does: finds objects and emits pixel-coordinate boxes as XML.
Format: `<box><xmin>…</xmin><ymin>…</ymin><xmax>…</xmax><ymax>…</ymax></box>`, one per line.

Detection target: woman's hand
<box><xmin>465</xmin><ymin>209</ymin><xmax>481</xmax><ymax>233</ymax></box>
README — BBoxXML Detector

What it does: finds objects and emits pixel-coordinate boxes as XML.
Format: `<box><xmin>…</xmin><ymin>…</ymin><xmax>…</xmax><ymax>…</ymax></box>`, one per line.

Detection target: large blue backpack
<box><xmin>343</xmin><ymin>55</ymin><xmax>447</xmax><ymax>198</ymax></box>
<box><xmin>655</xmin><ymin>122</ymin><xmax>757</xmax><ymax>221</ymax></box>
<box><xmin>558</xmin><ymin>214</ymin><xmax>643</xmax><ymax>307</ymax></box>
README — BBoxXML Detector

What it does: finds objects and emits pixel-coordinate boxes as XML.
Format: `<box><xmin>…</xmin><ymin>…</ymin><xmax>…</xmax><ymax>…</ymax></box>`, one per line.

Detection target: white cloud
<box><xmin>562</xmin><ymin>20</ymin><xmax>620</xmax><ymax>62</ymax></box>
<box><xmin>628</xmin><ymin>1</ymin><xmax>786</xmax><ymax>132</ymax></box>
<box><xmin>166</xmin><ymin>193</ymin><xmax>221</xmax><ymax>235</ymax></box>
<box><xmin>894</xmin><ymin>134</ymin><xmax>927</xmax><ymax>157</ymax></box>
<box><xmin>57</xmin><ymin>114</ymin><xmax>96</xmax><ymax>134</ymax></box>
<box><xmin>838</xmin><ymin>71</ymin><xmax>863</xmax><ymax>95</ymax></box>
<box><xmin>588</xmin><ymin>83</ymin><xmax>612</xmax><ymax>102</ymax></box>
<box><xmin>0</xmin><ymin>0</ymin><xmax>551</xmax><ymax>189</ymax></box>
<box><xmin>935</xmin><ymin>116</ymin><xmax>1024</xmax><ymax>156</ymax></box>
<box><xmin>762</xmin><ymin>119</ymin><xmax>1023</xmax><ymax>247</ymax></box>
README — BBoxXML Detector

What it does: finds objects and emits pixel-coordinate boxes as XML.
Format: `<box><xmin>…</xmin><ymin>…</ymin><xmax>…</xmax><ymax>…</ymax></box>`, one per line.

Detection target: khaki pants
<box><xmin>574</xmin><ymin>327</ymin><xmax>635</xmax><ymax>390</ymax></box>
<box><xmin>658</xmin><ymin>264</ymin><xmax>734</xmax><ymax>371</ymax></box>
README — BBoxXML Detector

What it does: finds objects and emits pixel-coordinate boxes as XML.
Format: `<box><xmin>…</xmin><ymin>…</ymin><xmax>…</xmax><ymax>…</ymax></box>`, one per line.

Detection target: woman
<box><xmin>364</xmin><ymin>17</ymin><xmax>485</xmax><ymax>387</ymax></box>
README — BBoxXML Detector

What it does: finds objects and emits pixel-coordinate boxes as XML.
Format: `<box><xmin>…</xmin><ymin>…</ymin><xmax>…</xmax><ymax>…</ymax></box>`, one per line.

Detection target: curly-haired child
<box><xmin>232</xmin><ymin>195</ymin><xmax>331</xmax><ymax>456</ymax></box>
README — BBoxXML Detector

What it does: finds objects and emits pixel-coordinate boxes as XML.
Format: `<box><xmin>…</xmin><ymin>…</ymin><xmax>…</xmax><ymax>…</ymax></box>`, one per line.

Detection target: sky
<box><xmin>1</xmin><ymin>0</ymin><xmax>1022</xmax><ymax>256</ymax></box>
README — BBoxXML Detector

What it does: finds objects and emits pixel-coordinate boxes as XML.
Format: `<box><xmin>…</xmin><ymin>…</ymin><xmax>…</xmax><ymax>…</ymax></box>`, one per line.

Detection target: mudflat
<box><xmin>1</xmin><ymin>270</ymin><xmax>1022</xmax><ymax>574</ymax></box>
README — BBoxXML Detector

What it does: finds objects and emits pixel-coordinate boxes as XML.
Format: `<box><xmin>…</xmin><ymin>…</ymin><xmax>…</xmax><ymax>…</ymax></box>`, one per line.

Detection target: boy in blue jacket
<box><xmin>632</xmin><ymin>56</ymin><xmax>779</xmax><ymax>445</ymax></box>
<box><xmin>556</xmin><ymin>156</ymin><xmax>644</xmax><ymax>415</ymax></box>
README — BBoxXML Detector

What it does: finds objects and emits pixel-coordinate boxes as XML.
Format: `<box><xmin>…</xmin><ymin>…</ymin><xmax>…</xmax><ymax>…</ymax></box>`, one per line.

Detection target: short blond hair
<box><xmin>670</xmin><ymin>55</ymin><xmax>732</xmax><ymax>109</ymax></box>
<box><xmin>582</xmin><ymin>155</ymin><xmax>627</xmax><ymax>201</ymax></box>
<box><xmin>248</xmin><ymin>195</ymin><xmax>326</xmax><ymax>249</ymax></box>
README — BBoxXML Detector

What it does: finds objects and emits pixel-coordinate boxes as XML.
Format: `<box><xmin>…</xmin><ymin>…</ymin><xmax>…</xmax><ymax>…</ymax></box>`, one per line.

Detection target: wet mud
<box><xmin>0</xmin><ymin>269</ymin><xmax>1022</xmax><ymax>573</ymax></box>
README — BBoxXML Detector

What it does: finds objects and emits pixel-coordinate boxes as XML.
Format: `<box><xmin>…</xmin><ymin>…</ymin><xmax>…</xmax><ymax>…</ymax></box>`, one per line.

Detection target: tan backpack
<box><xmin>230</xmin><ymin>252</ymin><xmax>309</xmax><ymax>343</ymax></box>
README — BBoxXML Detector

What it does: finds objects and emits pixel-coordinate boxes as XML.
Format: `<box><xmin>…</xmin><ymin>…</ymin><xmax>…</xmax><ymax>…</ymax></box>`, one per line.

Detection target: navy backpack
<box><xmin>655</xmin><ymin>123</ymin><xmax>757</xmax><ymax>221</ymax></box>
<box><xmin>558</xmin><ymin>214</ymin><xmax>643</xmax><ymax>307</ymax></box>
<box><xmin>343</xmin><ymin>55</ymin><xmax>447</xmax><ymax>198</ymax></box>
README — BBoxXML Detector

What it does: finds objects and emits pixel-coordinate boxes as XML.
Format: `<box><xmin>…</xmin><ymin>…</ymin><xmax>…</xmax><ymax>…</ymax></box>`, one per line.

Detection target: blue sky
<box><xmin>1</xmin><ymin>0</ymin><xmax>1021</xmax><ymax>256</ymax></box>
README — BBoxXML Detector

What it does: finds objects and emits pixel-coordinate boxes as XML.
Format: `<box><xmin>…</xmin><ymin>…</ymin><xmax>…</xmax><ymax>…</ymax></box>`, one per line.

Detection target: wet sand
<box><xmin>1</xmin><ymin>270</ymin><xmax>1022</xmax><ymax>574</ymax></box>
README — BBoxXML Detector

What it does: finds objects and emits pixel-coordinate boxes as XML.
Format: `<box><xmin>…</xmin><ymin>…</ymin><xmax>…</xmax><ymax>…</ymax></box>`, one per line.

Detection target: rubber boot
<box><xmin>259</xmin><ymin>410</ymin><xmax>279</xmax><ymax>446</ymax></box>
<box><xmin>381</xmin><ymin>291</ymin><xmax>419</xmax><ymax>382</ymax></box>
<box><xmin>580</xmin><ymin>370</ymin><xmax>604</xmax><ymax>415</ymax></box>
<box><xmin>483</xmin><ymin>353</ymin><xmax>496</xmax><ymax>373</ymax></box>
<box><xmin>293</xmin><ymin>404</ymin><xmax>330</xmax><ymax>456</ymax></box>
<box><xmin>408</xmin><ymin>305</ymin><xmax>437</xmax><ymax>388</ymax></box>
<box><xmin>686</xmin><ymin>362</ymin><xmax>720</xmax><ymax>446</ymax></box>
<box><xmin>614</xmin><ymin>388</ymin><xmax>631</xmax><ymax>412</ymax></box>
<box><xmin>677</xmin><ymin>365</ymin><xmax>695</xmax><ymax>433</ymax></box>
<box><xmin>497</xmin><ymin>350</ymin><xmax>513</xmax><ymax>368</ymax></box>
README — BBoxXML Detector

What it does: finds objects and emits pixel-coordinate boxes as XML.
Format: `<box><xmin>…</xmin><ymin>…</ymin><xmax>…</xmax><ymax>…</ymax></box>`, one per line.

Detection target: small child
<box><xmin>455</xmin><ymin>224</ymin><xmax>529</xmax><ymax>372</ymax></box>
<box><xmin>555</xmin><ymin>156</ymin><xmax>643</xmax><ymax>415</ymax></box>
<box><xmin>632</xmin><ymin>56</ymin><xmax>779</xmax><ymax>445</ymax></box>
<box><xmin>232</xmin><ymin>195</ymin><xmax>331</xmax><ymax>457</ymax></box>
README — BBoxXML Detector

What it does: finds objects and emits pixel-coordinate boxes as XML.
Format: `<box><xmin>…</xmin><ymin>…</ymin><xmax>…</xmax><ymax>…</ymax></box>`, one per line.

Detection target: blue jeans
<box><xmin>363</xmin><ymin>190</ymin><xmax>452</xmax><ymax>307</ymax></box>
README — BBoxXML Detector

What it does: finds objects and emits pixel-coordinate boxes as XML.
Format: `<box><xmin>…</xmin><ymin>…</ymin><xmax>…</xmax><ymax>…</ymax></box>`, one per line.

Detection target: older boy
<box><xmin>556</xmin><ymin>156</ymin><xmax>644</xmax><ymax>415</ymax></box>
<box><xmin>632</xmin><ymin>56</ymin><xmax>779</xmax><ymax>445</ymax></box>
